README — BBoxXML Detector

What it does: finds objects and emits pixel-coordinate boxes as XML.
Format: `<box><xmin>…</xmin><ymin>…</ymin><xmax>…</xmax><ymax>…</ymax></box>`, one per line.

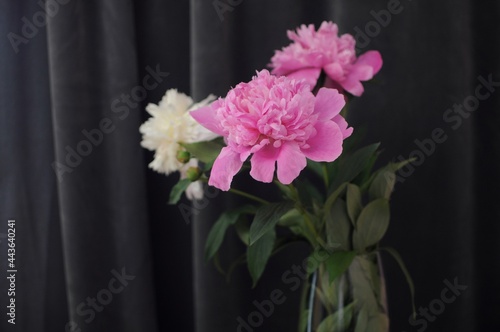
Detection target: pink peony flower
<box><xmin>191</xmin><ymin>70</ymin><xmax>352</xmax><ymax>191</ymax></box>
<box><xmin>270</xmin><ymin>21</ymin><xmax>383</xmax><ymax>96</ymax></box>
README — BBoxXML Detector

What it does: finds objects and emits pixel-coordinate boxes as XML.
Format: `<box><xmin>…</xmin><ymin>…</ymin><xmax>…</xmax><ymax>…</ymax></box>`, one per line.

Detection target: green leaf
<box><xmin>324</xmin><ymin>182</ymin><xmax>348</xmax><ymax>212</ymax></box>
<box><xmin>349</xmin><ymin>257</ymin><xmax>379</xmax><ymax>316</ymax></box>
<box><xmin>277</xmin><ymin>208</ymin><xmax>303</xmax><ymax>227</ymax></box>
<box><xmin>168</xmin><ymin>178</ymin><xmax>192</xmax><ymax>204</ymax></box>
<box><xmin>204</xmin><ymin>205</ymin><xmax>257</xmax><ymax>261</ymax></box>
<box><xmin>353</xmin><ymin>199</ymin><xmax>390</xmax><ymax>252</ymax></box>
<box><xmin>325</xmin><ymin>199</ymin><xmax>352</xmax><ymax>250</ymax></box>
<box><xmin>367</xmin><ymin>313</ymin><xmax>390</xmax><ymax>332</ymax></box>
<box><xmin>369</xmin><ymin>168</ymin><xmax>396</xmax><ymax>200</ymax></box>
<box><xmin>180</xmin><ymin>139</ymin><xmax>224</xmax><ymax>164</ymax></box>
<box><xmin>234</xmin><ymin>218</ymin><xmax>251</xmax><ymax>245</ymax></box>
<box><xmin>347</xmin><ymin>184</ymin><xmax>363</xmax><ymax>224</ymax></box>
<box><xmin>354</xmin><ymin>307</ymin><xmax>369</xmax><ymax>332</ymax></box>
<box><xmin>249</xmin><ymin>202</ymin><xmax>294</xmax><ymax>245</ymax></box>
<box><xmin>274</xmin><ymin>181</ymin><xmax>293</xmax><ymax>199</ymax></box>
<box><xmin>353</xmin><ymin>148</ymin><xmax>380</xmax><ymax>186</ymax></box>
<box><xmin>247</xmin><ymin>229</ymin><xmax>276</xmax><ymax>287</ymax></box>
<box><xmin>316</xmin><ymin>301</ymin><xmax>356</xmax><ymax>332</ymax></box>
<box><xmin>380</xmin><ymin>247</ymin><xmax>416</xmax><ymax>317</ymax></box>
<box><xmin>330</xmin><ymin>143</ymin><xmax>380</xmax><ymax>192</ymax></box>
<box><xmin>295</xmin><ymin>178</ymin><xmax>325</xmax><ymax>208</ymax></box>
<box><xmin>326</xmin><ymin>251</ymin><xmax>357</xmax><ymax>283</ymax></box>
<box><xmin>389</xmin><ymin>158</ymin><xmax>415</xmax><ymax>172</ymax></box>
<box><xmin>307</xmin><ymin>159</ymin><xmax>324</xmax><ymax>179</ymax></box>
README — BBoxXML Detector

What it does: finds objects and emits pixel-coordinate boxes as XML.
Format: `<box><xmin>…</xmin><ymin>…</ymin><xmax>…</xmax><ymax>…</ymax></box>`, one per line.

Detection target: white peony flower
<box><xmin>140</xmin><ymin>89</ymin><xmax>219</xmax><ymax>175</ymax></box>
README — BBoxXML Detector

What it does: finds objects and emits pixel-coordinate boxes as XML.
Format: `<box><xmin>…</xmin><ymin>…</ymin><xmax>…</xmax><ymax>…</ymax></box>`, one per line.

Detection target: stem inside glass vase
<box><xmin>299</xmin><ymin>252</ymin><xmax>389</xmax><ymax>332</ymax></box>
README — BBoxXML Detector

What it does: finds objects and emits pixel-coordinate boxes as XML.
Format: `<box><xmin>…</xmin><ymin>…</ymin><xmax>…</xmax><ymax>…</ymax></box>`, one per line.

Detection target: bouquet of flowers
<box><xmin>140</xmin><ymin>21</ymin><xmax>414</xmax><ymax>332</ymax></box>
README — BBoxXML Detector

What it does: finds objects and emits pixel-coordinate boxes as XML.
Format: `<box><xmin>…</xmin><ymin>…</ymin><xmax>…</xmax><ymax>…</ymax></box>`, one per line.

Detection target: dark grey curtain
<box><xmin>1</xmin><ymin>0</ymin><xmax>498</xmax><ymax>331</ymax></box>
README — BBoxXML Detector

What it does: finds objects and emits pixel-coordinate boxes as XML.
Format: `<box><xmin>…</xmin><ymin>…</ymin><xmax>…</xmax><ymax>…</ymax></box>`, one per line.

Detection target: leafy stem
<box><xmin>198</xmin><ymin>176</ymin><xmax>270</xmax><ymax>205</ymax></box>
<box><xmin>229</xmin><ymin>188</ymin><xmax>270</xmax><ymax>205</ymax></box>
<box><xmin>288</xmin><ymin>183</ymin><xmax>318</xmax><ymax>243</ymax></box>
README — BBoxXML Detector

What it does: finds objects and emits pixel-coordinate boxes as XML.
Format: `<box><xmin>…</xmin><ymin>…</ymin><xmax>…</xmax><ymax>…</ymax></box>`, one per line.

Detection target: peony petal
<box><xmin>276</xmin><ymin>142</ymin><xmax>307</xmax><ymax>184</ymax></box>
<box><xmin>250</xmin><ymin>144</ymin><xmax>279</xmax><ymax>183</ymax></box>
<box><xmin>302</xmin><ymin>121</ymin><xmax>343</xmax><ymax>162</ymax></box>
<box><xmin>349</xmin><ymin>64</ymin><xmax>374</xmax><ymax>81</ymax></box>
<box><xmin>333</xmin><ymin>115</ymin><xmax>353</xmax><ymax>139</ymax></box>
<box><xmin>208</xmin><ymin>147</ymin><xmax>243</xmax><ymax>191</ymax></box>
<box><xmin>190</xmin><ymin>99</ymin><xmax>225</xmax><ymax>136</ymax></box>
<box><xmin>314</xmin><ymin>87</ymin><xmax>346</xmax><ymax>121</ymax></box>
<box><xmin>286</xmin><ymin>68</ymin><xmax>322</xmax><ymax>89</ymax></box>
<box><xmin>340</xmin><ymin>52</ymin><xmax>382</xmax><ymax>96</ymax></box>
<box><xmin>355</xmin><ymin>50</ymin><xmax>383</xmax><ymax>76</ymax></box>
<box><xmin>339</xmin><ymin>77</ymin><xmax>364</xmax><ymax>97</ymax></box>
<box><xmin>323</xmin><ymin>62</ymin><xmax>344</xmax><ymax>81</ymax></box>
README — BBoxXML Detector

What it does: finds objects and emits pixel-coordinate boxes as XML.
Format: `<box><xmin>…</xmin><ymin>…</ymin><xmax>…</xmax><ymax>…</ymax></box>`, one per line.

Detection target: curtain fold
<box><xmin>0</xmin><ymin>1</ymin><xmax>68</xmax><ymax>331</ymax></box>
<box><xmin>1</xmin><ymin>0</ymin><xmax>499</xmax><ymax>331</ymax></box>
<box><xmin>46</xmin><ymin>1</ymin><xmax>157</xmax><ymax>331</ymax></box>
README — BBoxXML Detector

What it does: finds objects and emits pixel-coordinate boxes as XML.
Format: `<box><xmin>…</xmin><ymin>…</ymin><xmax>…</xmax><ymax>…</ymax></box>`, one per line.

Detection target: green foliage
<box><xmin>247</xmin><ymin>229</ymin><xmax>276</xmax><ymax>287</ymax></box>
<box><xmin>249</xmin><ymin>201</ymin><xmax>294</xmax><ymax>245</ymax></box>
<box><xmin>346</xmin><ymin>184</ymin><xmax>363</xmax><ymax>224</ymax></box>
<box><xmin>316</xmin><ymin>301</ymin><xmax>356</xmax><ymax>332</ymax></box>
<box><xmin>326</xmin><ymin>199</ymin><xmax>352</xmax><ymax>251</ymax></box>
<box><xmin>204</xmin><ymin>205</ymin><xmax>256</xmax><ymax>261</ymax></box>
<box><xmin>168</xmin><ymin>178</ymin><xmax>191</xmax><ymax>204</ymax></box>
<box><xmin>325</xmin><ymin>250</ymin><xmax>357</xmax><ymax>284</ymax></box>
<box><xmin>380</xmin><ymin>247</ymin><xmax>416</xmax><ymax>317</ymax></box>
<box><xmin>353</xmin><ymin>199</ymin><xmax>390</xmax><ymax>252</ymax></box>
<box><xmin>180</xmin><ymin>138</ymin><xmax>224</xmax><ymax>166</ymax></box>
<box><xmin>329</xmin><ymin>143</ymin><xmax>380</xmax><ymax>193</ymax></box>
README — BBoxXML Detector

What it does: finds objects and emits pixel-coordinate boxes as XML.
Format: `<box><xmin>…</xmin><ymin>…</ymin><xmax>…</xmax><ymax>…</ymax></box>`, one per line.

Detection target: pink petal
<box><xmin>339</xmin><ymin>51</ymin><xmax>382</xmax><ymax>96</ymax></box>
<box><xmin>355</xmin><ymin>51</ymin><xmax>383</xmax><ymax>76</ymax></box>
<box><xmin>339</xmin><ymin>77</ymin><xmax>365</xmax><ymax>97</ymax></box>
<box><xmin>314</xmin><ymin>88</ymin><xmax>346</xmax><ymax>121</ymax></box>
<box><xmin>302</xmin><ymin>121</ymin><xmax>343</xmax><ymax>162</ymax></box>
<box><xmin>323</xmin><ymin>62</ymin><xmax>344</xmax><ymax>81</ymax></box>
<box><xmin>208</xmin><ymin>147</ymin><xmax>243</xmax><ymax>191</ymax></box>
<box><xmin>250</xmin><ymin>144</ymin><xmax>279</xmax><ymax>183</ymax></box>
<box><xmin>276</xmin><ymin>142</ymin><xmax>307</xmax><ymax>184</ymax></box>
<box><xmin>286</xmin><ymin>68</ymin><xmax>321</xmax><ymax>89</ymax></box>
<box><xmin>190</xmin><ymin>99</ymin><xmax>225</xmax><ymax>136</ymax></box>
<box><xmin>350</xmin><ymin>64</ymin><xmax>374</xmax><ymax>81</ymax></box>
<box><xmin>333</xmin><ymin>115</ymin><xmax>353</xmax><ymax>139</ymax></box>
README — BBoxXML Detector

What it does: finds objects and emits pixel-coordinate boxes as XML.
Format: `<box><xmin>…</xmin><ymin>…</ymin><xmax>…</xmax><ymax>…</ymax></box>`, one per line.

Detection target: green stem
<box><xmin>229</xmin><ymin>188</ymin><xmax>269</xmax><ymax>205</ymax></box>
<box><xmin>288</xmin><ymin>184</ymin><xmax>318</xmax><ymax>242</ymax></box>
<box><xmin>199</xmin><ymin>176</ymin><xmax>269</xmax><ymax>205</ymax></box>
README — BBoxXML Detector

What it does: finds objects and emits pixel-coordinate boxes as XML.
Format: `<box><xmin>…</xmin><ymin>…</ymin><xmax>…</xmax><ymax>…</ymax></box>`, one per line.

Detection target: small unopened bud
<box><xmin>176</xmin><ymin>150</ymin><xmax>191</xmax><ymax>163</ymax></box>
<box><xmin>186</xmin><ymin>167</ymin><xmax>202</xmax><ymax>181</ymax></box>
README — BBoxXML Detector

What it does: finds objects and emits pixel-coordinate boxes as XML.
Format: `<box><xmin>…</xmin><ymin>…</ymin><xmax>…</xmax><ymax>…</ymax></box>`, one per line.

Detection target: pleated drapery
<box><xmin>1</xmin><ymin>0</ymin><xmax>499</xmax><ymax>331</ymax></box>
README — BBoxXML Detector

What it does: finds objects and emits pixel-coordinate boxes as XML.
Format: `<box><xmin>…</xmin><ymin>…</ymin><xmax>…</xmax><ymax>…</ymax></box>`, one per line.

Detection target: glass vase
<box><xmin>299</xmin><ymin>252</ymin><xmax>389</xmax><ymax>332</ymax></box>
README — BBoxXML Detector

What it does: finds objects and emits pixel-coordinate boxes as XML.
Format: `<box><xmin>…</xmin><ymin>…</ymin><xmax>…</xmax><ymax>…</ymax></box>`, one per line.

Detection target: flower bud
<box><xmin>176</xmin><ymin>150</ymin><xmax>191</xmax><ymax>163</ymax></box>
<box><xmin>186</xmin><ymin>167</ymin><xmax>202</xmax><ymax>181</ymax></box>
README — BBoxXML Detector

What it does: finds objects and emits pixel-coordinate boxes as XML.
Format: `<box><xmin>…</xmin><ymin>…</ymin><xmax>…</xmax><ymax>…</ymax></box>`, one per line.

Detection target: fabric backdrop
<box><xmin>1</xmin><ymin>0</ymin><xmax>499</xmax><ymax>331</ymax></box>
